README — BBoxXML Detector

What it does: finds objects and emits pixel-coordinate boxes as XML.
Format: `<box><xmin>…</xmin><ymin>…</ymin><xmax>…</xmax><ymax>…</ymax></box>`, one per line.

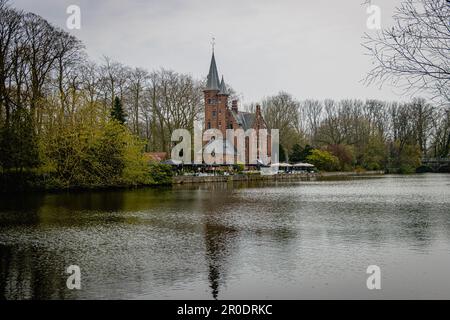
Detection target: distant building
<box><xmin>143</xmin><ymin>152</ymin><xmax>168</xmax><ymax>162</ymax></box>
<box><xmin>202</xmin><ymin>51</ymin><xmax>271</xmax><ymax>165</ymax></box>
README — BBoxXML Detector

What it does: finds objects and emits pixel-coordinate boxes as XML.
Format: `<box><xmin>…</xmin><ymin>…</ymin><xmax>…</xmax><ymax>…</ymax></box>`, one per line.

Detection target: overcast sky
<box><xmin>12</xmin><ymin>0</ymin><xmax>407</xmax><ymax>104</ymax></box>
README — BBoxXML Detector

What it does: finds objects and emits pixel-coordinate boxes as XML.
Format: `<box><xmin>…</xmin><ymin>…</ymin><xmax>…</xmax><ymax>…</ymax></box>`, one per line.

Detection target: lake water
<box><xmin>0</xmin><ymin>174</ymin><xmax>449</xmax><ymax>300</ymax></box>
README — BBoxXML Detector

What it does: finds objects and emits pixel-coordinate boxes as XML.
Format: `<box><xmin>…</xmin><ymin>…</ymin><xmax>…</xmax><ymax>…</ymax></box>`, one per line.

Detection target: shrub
<box><xmin>235</xmin><ymin>163</ymin><xmax>245</xmax><ymax>173</ymax></box>
<box><xmin>38</xmin><ymin>120</ymin><xmax>161</xmax><ymax>189</ymax></box>
<box><xmin>325</xmin><ymin>144</ymin><xmax>355</xmax><ymax>171</ymax></box>
<box><xmin>147</xmin><ymin>162</ymin><xmax>173</xmax><ymax>185</ymax></box>
<box><xmin>306</xmin><ymin>149</ymin><xmax>340</xmax><ymax>172</ymax></box>
<box><xmin>398</xmin><ymin>164</ymin><xmax>415</xmax><ymax>174</ymax></box>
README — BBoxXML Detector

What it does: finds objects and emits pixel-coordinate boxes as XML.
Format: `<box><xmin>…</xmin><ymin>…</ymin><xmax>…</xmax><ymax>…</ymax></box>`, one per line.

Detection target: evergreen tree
<box><xmin>279</xmin><ymin>145</ymin><xmax>287</xmax><ymax>162</ymax></box>
<box><xmin>300</xmin><ymin>144</ymin><xmax>314</xmax><ymax>161</ymax></box>
<box><xmin>0</xmin><ymin>108</ymin><xmax>39</xmax><ymax>171</ymax></box>
<box><xmin>111</xmin><ymin>97</ymin><xmax>126</xmax><ymax>124</ymax></box>
<box><xmin>289</xmin><ymin>143</ymin><xmax>303</xmax><ymax>163</ymax></box>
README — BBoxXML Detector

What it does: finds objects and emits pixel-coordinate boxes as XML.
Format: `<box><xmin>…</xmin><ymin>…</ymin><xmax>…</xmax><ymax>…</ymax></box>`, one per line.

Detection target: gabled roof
<box><xmin>205</xmin><ymin>52</ymin><xmax>220</xmax><ymax>91</ymax></box>
<box><xmin>231</xmin><ymin>111</ymin><xmax>256</xmax><ymax>131</ymax></box>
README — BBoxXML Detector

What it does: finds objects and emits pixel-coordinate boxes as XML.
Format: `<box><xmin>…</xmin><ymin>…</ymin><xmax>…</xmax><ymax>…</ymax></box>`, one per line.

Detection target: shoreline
<box><xmin>172</xmin><ymin>170</ymin><xmax>385</xmax><ymax>185</ymax></box>
<box><xmin>4</xmin><ymin>170</ymin><xmax>437</xmax><ymax>194</ymax></box>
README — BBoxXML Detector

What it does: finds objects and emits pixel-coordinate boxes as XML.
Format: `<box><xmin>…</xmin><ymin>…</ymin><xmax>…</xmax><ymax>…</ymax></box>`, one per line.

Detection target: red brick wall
<box><xmin>204</xmin><ymin>90</ymin><xmax>228</xmax><ymax>137</ymax></box>
<box><xmin>204</xmin><ymin>93</ymin><xmax>272</xmax><ymax>164</ymax></box>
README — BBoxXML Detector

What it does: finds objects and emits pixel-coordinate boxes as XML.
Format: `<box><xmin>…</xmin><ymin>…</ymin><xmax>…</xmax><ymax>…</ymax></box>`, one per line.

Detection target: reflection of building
<box><xmin>204</xmin><ymin>222</ymin><xmax>231</xmax><ymax>300</ymax></box>
<box><xmin>203</xmin><ymin>51</ymin><xmax>271</xmax><ymax>165</ymax></box>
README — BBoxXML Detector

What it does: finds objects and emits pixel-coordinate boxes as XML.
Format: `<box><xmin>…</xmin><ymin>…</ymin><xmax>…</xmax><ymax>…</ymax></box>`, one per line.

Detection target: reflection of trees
<box><xmin>1</xmin><ymin>178</ymin><xmax>448</xmax><ymax>299</ymax></box>
<box><xmin>0</xmin><ymin>245</ymin><xmax>9</xmax><ymax>299</ymax></box>
<box><xmin>0</xmin><ymin>194</ymin><xmax>44</xmax><ymax>226</ymax></box>
<box><xmin>0</xmin><ymin>187</ymin><xmax>227</xmax><ymax>299</ymax></box>
<box><xmin>0</xmin><ymin>245</ymin><xmax>70</xmax><ymax>299</ymax></box>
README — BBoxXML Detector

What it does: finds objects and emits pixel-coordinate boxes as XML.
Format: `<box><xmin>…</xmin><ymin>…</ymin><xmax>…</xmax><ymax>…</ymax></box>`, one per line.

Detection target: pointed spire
<box><xmin>219</xmin><ymin>75</ymin><xmax>229</xmax><ymax>95</ymax></box>
<box><xmin>205</xmin><ymin>52</ymin><xmax>220</xmax><ymax>91</ymax></box>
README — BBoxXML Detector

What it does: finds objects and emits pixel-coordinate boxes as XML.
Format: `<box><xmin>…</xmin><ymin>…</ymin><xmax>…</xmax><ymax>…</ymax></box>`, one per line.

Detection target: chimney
<box><xmin>232</xmin><ymin>100</ymin><xmax>238</xmax><ymax>112</ymax></box>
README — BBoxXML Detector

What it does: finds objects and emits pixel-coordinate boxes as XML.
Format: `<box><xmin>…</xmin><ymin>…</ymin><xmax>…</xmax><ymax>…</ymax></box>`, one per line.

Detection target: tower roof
<box><xmin>219</xmin><ymin>75</ymin><xmax>229</xmax><ymax>95</ymax></box>
<box><xmin>205</xmin><ymin>52</ymin><xmax>220</xmax><ymax>91</ymax></box>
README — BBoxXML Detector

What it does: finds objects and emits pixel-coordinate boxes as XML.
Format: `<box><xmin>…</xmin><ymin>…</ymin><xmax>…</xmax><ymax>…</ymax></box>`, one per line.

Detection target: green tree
<box><xmin>386</xmin><ymin>140</ymin><xmax>421</xmax><ymax>174</ymax></box>
<box><xmin>0</xmin><ymin>108</ymin><xmax>39</xmax><ymax>171</ymax></box>
<box><xmin>325</xmin><ymin>144</ymin><xmax>355</xmax><ymax>171</ymax></box>
<box><xmin>147</xmin><ymin>162</ymin><xmax>173</xmax><ymax>185</ymax></box>
<box><xmin>88</xmin><ymin>121</ymin><xmax>127</xmax><ymax>185</ymax></box>
<box><xmin>306</xmin><ymin>149</ymin><xmax>339</xmax><ymax>172</ymax></box>
<box><xmin>40</xmin><ymin>116</ymin><xmax>150</xmax><ymax>188</ymax></box>
<box><xmin>111</xmin><ymin>97</ymin><xmax>126</xmax><ymax>124</ymax></box>
<box><xmin>360</xmin><ymin>135</ymin><xmax>387</xmax><ymax>170</ymax></box>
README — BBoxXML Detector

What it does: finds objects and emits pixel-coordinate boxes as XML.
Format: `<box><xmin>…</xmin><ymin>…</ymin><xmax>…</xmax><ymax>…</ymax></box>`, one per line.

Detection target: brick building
<box><xmin>202</xmin><ymin>51</ymin><xmax>271</xmax><ymax>165</ymax></box>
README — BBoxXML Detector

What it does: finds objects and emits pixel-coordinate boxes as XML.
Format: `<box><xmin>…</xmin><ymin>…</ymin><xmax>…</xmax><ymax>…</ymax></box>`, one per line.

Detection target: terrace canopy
<box><xmin>162</xmin><ymin>159</ymin><xmax>183</xmax><ymax>166</ymax></box>
<box><xmin>271</xmin><ymin>163</ymin><xmax>292</xmax><ymax>167</ymax></box>
<box><xmin>292</xmin><ymin>163</ymin><xmax>315</xmax><ymax>168</ymax></box>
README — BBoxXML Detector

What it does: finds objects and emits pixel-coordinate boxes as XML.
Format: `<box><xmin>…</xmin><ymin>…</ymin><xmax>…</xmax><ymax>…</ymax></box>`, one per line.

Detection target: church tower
<box><xmin>203</xmin><ymin>51</ymin><xmax>229</xmax><ymax>137</ymax></box>
<box><xmin>202</xmin><ymin>46</ymin><xmax>271</xmax><ymax>165</ymax></box>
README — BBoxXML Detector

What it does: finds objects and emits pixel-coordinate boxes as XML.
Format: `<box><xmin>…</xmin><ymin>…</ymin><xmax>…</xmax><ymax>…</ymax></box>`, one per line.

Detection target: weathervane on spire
<box><xmin>211</xmin><ymin>36</ymin><xmax>216</xmax><ymax>53</ymax></box>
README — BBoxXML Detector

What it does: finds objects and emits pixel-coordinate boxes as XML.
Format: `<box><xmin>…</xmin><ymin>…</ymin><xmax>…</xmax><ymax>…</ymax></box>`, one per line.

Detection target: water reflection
<box><xmin>204</xmin><ymin>222</ymin><xmax>237</xmax><ymax>299</ymax></box>
<box><xmin>0</xmin><ymin>174</ymin><xmax>450</xmax><ymax>299</ymax></box>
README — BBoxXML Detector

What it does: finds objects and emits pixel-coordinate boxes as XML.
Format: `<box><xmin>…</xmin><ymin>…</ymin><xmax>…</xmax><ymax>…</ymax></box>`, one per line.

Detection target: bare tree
<box><xmin>148</xmin><ymin>69</ymin><xmax>202</xmax><ymax>152</ymax></box>
<box><xmin>363</xmin><ymin>0</ymin><xmax>450</xmax><ymax>103</ymax></box>
<box><xmin>53</xmin><ymin>30</ymin><xmax>85</xmax><ymax>117</ymax></box>
<box><xmin>363</xmin><ymin>99</ymin><xmax>390</xmax><ymax>138</ymax></box>
<box><xmin>0</xmin><ymin>0</ymin><xmax>22</xmax><ymax>125</ymax></box>
<box><xmin>408</xmin><ymin>97</ymin><xmax>434</xmax><ymax>155</ymax></box>
<box><xmin>127</xmin><ymin>67</ymin><xmax>149</xmax><ymax>136</ymax></box>
<box><xmin>79</xmin><ymin>61</ymin><xmax>101</xmax><ymax>106</ymax></box>
<box><xmin>261</xmin><ymin>92</ymin><xmax>303</xmax><ymax>152</ymax></box>
<box><xmin>300</xmin><ymin>99</ymin><xmax>322</xmax><ymax>144</ymax></box>
<box><xmin>98</xmin><ymin>56</ymin><xmax>130</xmax><ymax>111</ymax></box>
<box><xmin>317</xmin><ymin>99</ymin><xmax>343</xmax><ymax>145</ymax></box>
<box><xmin>430</xmin><ymin>105</ymin><xmax>450</xmax><ymax>157</ymax></box>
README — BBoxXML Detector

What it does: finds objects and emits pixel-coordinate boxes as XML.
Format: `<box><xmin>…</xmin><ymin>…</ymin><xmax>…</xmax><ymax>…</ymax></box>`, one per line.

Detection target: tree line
<box><xmin>0</xmin><ymin>1</ymin><xmax>180</xmax><ymax>190</ymax></box>
<box><xmin>256</xmin><ymin>93</ymin><xmax>449</xmax><ymax>172</ymax></box>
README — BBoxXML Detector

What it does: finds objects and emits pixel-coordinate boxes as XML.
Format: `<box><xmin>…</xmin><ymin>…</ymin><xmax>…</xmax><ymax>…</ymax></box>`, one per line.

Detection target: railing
<box><xmin>421</xmin><ymin>158</ymin><xmax>450</xmax><ymax>163</ymax></box>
